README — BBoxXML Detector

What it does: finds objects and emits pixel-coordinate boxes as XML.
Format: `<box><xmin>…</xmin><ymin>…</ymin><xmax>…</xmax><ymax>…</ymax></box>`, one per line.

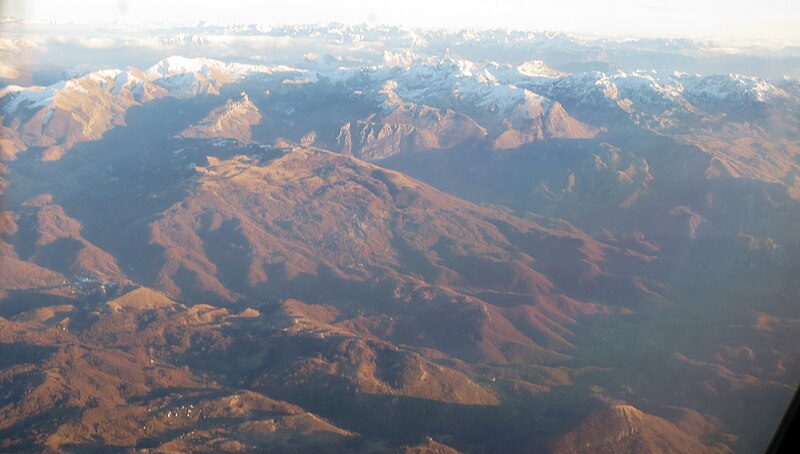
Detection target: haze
<box><xmin>4</xmin><ymin>0</ymin><xmax>800</xmax><ymax>44</ymax></box>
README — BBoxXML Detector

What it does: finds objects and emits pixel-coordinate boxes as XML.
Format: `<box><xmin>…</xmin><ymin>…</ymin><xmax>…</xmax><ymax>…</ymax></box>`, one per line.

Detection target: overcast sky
<box><xmin>3</xmin><ymin>0</ymin><xmax>799</xmax><ymax>44</ymax></box>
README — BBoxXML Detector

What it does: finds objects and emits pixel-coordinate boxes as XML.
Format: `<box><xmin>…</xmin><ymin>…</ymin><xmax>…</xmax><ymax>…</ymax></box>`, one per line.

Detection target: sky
<box><xmin>2</xmin><ymin>0</ymin><xmax>799</xmax><ymax>44</ymax></box>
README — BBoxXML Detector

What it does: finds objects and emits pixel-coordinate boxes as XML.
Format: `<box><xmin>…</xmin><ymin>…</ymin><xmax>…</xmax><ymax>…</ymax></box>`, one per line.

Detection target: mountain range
<box><xmin>1</xmin><ymin>24</ymin><xmax>799</xmax><ymax>453</ymax></box>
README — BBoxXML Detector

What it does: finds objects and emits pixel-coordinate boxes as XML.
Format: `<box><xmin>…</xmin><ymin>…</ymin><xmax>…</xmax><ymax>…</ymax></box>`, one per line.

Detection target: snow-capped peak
<box><xmin>146</xmin><ymin>56</ymin><xmax>226</xmax><ymax>80</ymax></box>
<box><xmin>146</xmin><ymin>56</ymin><xmax>304</xmax><ymax>81</ymax></box>
<box><xmin>680</xmin><ymin>73</ymin><xmax>789</xmax><ymax>104</ymax></box>
<box><xmin>517</xmin><ymin>60</ymin><xmax>566</xmax><ymax>78</ymax></box>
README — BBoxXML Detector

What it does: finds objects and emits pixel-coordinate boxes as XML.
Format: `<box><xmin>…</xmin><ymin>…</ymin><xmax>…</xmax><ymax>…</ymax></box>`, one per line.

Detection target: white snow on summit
<box><xmin>145</xmin><ymin>56</ymin><xmax>306</xmax><ymax>98</ymax></box>
<box><xmin>680</xmin><ymin>73</ymin><xmax>789</xmax><ymax>104</ymax></box>
<box><xmin>517</xmin><ymin>60</ymin><xmax>567</xmax><ymax>78</ymax></box>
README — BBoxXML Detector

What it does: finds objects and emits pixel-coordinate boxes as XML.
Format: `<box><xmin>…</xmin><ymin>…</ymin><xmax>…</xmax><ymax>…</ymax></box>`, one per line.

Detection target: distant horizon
<box><xmin>1</xmin><ymin>18</ymin><xmax>798</xmax><ymax>52</ymax></box>
<box><xmin>2</xmin><ymin>0</ymin><xmax>799</xmax><ymax>47</ymax></box>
